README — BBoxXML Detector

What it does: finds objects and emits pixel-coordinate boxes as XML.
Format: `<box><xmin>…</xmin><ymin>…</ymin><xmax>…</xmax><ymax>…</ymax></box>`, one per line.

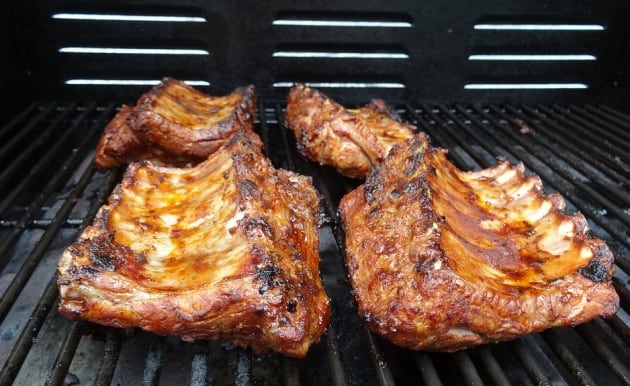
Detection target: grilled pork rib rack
<box><xmin>339</xmin><ymin>134</ymin><xmax>618</xmax><ymax>351</ymax></box>
<box><xmin>94</xmin><ymin>78</ymin><xmax>259</xmax><ymax>169</ymax></box>
<box><xmin>58</xmin><ymin>133</ymin><xmax>330</xmax><ymax>357</ymax></box>
<box><xmin>285</xmin><ymin>83</ymin><xmax>416</xmax><ymax>179</ymax></box>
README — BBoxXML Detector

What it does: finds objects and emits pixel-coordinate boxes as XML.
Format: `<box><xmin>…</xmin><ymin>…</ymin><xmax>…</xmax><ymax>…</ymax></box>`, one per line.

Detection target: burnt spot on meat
<box><xmin>252</xmin><ymin>245</ymin><xmax>288</xmax><ymax>295</ymax></box>
<box><xmin>404</xmin><ymin>150</ymin><xmax>425</xmax><ymax>175</ymax></box>
<box><xmin>286</xmin><ymin>299</ymin><xmax>298</xmax><ymax>313</ymax></box>
<box><xmin>364</xmin><ymin>169</ymin><xmax>383</xmax><ymax>203</ymax></box>
<box><xmin>402</xmin><ymin>180</ymin><xmax>420</xmax><ymax>194</ymax></box>
<box><xmin>579</xmin><ymin>243</ymin><xmax>615</xmax><ymax>282</ymax></box>
<box><xmin>243</xmin><ymin>216</ymin><xmax>273</xmax><ymax>239</ymax></box>
<box><xmin>237</xmin><ymin>179</ymin><xmax>259</xmax><ymax>201</ymax></box>
<box><xmin>256</xmin><ymin>264</ymin><xmax>286</xmax><ymax>294</ymax></box>
<box><xmin>77</xmin><ymin>265</ymin><xmax>103</xmax><ymax>278</ymax></box>
<box><xmin>88</xmin><ymin>244</ymin><xmax>118</xmax><ymax>272</ymax></box>
<box><xmin>413</xmin><ymin>242</ymin><xmax>445</xmax><ymax>274</ymax></box>
<box><xmin>67</xmin><ymin>244</ymin><xmax>85</xmax><ymax>258</ymax></box>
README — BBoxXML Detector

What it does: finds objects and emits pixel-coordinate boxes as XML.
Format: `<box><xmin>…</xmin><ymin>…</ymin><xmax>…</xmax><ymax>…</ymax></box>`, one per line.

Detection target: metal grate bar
<box><xmin>453</xmin><ymin>351</ymin><xmax>485</xmax><ymax>385</ymax></box>
<box><xmin>414</xmin><ymin>353</ymin><xmax>444</xmax><ymax>386</ymax></box>
<box><xmin>573</xmin><ymin>105</ymin><xmax>630</xmax><ymax>145</ymax></box>
<box><xmin>324</xmin><ymin>322</ymin><xmax>349</xmax><ymax>386</ymax></box>
<box><xmin>46</xmin><ymin>321</ymin><xmax>84</xmax><ymax>386</ymax></box>
<box><xmin>533</xmin><ymin>105</ymin><xmax>630</xmax><ymax>164</ymax></box>
<box><xmin>614</xmin><ymin>280</ymin><xmax>630</xmax><ymax>307</ymax></box>
<box><xmin>522</xmin><ymin>105</ymin><xmax>630</xmax><ymax>178</ymax></box>
<box><xmin>0</xmin><ymin>273</ymin><xmax>61</xmax><ymax>385</ymax></box>
<box><xmin>0</xmin><ymin>163</ymin><xmax>97</xmax><ymax>323</ymax></box>
<box><xmin>592</xmin><ymin>317</ymin><xmax>630</xmax><ymax>356</ymax></box>
<box><xmin>524</xmin><ymin>108</ymin><xmax>628</xmax><ymax>179</ymax></box>
<box><xmin>576</xmin><ymin>323</ymin><xmax>630</xmax><ymax>385</ymax></box>
<box><xmin>0</xmin><ymin>102</ymin><xmax>38</xmax><ymax>140</ymax></box>
<box><xmin>0</xmin><ymin>103</ymin><xmax>105</xmax><ymax>217</ymax></box>
<box><xmin>0</xmin><ymin>103</ymin><xmax>74</xmax><ymax>189</ymax></box>
<box><xmin>190</xmin><ymin>354</ymin><xmax>209</xmax><ymax>386</ymax></box>
<box><xmin>607</xmin><ymin>309</ymin><xmax>630</xmax><ymax>346</ymax></box>
<box><xmin>0</xmin><ymin>104</ymin><xmax>99</xmax><ymax>232</ymax></box>
<box><xmin>511</xmin><ymin>340</ymin><xmax>552</xmax><ymax>386</ymax></box>
<box><xmin>274</xmin><ymin>102</ymin><xmax>296</xmax><ymax>171</ymax></box>
<box><xmin>550</xmin><ymin>105</ymin><xmax>630</xmax><ymax>164</ymax></box>
<box><xmin>0</xmin><ymin>165</ymin><xmax>120</xmax><ymax>383</ymax></box>
<box><xmin>94</xmin><ymin>330</ymin><xmax>124</xmax><ymax>386</ymax></box>
<box><xmin>541</xmin><ymin>329</ymin><xmax>598</xmax><ymax>386</ymax></box>
<box><xmin>282</xmin><ymin>357</ymin><xmax>300</xmax><ymax>386</ymax></box>
<box><xmin>142</xmin><ymin>341</ymin><xmax>166</xmax><ymax>386</ymax></box>
<box><xmin>0</xmin><ymin>103</ymin><xmax>55</xmax><ymax>160</ymax></box>
<box><xmin>591</xmin><ymin>105</ymin><xmax>630</xmax><ymax>138</ymax></box>
<box><xmin>474</xmin><ymin>347</ymin><xmax>512</xmax><ymax>386</ymax></box>
<box><xmin>235</xmin><ymin>349</ymin><xmax>252</xmax><ymax>386</ymax></box>
<box><xmin>364</xmin><ymin>329</ymin><xmax>396</xmax><ymax>386</ymax></box>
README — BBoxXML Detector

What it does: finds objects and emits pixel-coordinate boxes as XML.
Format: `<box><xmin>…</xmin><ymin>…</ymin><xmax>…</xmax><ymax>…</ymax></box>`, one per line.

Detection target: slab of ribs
<box><xmin>59</xmin><ymin>130</ymin><xmax>330</xmax><ymax>357</ymax></box>
<box><xmin>339</xmin><ymin>133</ymin><xmax>619</xmax><ymax>351</ymax></box>
<box><xmin>94</xmin><ymin>77</ymin><xmax>259</xmax><ymax>169</ymax></box>
<box><xmin>285</xmin><ymin>83</ymin><xmax>416</xmax><ymax>179</ymax></box>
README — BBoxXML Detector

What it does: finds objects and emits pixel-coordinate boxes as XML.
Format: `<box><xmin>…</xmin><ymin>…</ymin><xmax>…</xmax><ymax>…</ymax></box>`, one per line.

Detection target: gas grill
<box><xmin>1</xmin><ymin>1</ymin><xmax>629</xmax><ymax>385</ymax></box>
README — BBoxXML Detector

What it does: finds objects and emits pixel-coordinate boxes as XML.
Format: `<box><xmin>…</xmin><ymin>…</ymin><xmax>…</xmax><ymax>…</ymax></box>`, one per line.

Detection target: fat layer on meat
<box><xmin>339</xmin><ymin>134</ymin><xmax>619</xmax><ymax>351</ymax></box>
<box><xmin>285</xmin><ymin>83</ymin><xmax>416</xmax><ymax>179</ymax></box>
<box><xmin>59</xmin><ymin>133</ymin><xmax>330</xmax><ymax>357</ymax></box>
<box><xmin>94</xmin><ymin>78</ymin><xmax>260</xmax><ymax>169</ymax></box>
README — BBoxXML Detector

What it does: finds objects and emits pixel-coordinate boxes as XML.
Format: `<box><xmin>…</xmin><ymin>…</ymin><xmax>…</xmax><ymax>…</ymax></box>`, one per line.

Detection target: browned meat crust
<box><xmin>285</xmin><ymin>83</ymin><xmax>416</xmax><ymax>179</ymax></box>
<box><xmin>59</xmin><ymin>133</ymin><xmax>330</xmax><ymax>357</ymax></box>
<box><xmin>339</xmin><ymin>134</ymin><xmax>619</xmax><ymax>351</ymax></box>
<box><xmin>94</xmin><ymin>78</ymin><xmax>259</xmax><ymax>169</ymax></box>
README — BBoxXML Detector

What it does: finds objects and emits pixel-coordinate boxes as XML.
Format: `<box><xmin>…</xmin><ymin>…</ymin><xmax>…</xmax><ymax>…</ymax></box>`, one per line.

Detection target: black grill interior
<box><xmin>4</xmin><ymin>0</ymin><xmax>630</xmax><ymax>116</ymax></box>
<box><xmin>0</xmin><ymin>101</ymin><xmax>628</xmax><ymax>385</ymax></box>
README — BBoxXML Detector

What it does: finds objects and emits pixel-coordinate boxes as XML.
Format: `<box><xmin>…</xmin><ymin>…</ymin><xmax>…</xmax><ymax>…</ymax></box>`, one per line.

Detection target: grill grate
<box><xmin>0</xmin><ymin>100</ymin><xmax>628</xmax><ymax>385</ymax></box>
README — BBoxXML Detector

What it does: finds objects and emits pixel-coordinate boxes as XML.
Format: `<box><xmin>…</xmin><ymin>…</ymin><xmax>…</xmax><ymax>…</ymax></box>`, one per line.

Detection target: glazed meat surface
<box><xmin>285</xmin><ymin>83</ymin><xmax>416</xmax><ymax>179</ymax></box>
<box><xmin>339</xmin><ymin>134</ymin><xmax>619</xmax><ymax>351</ymax></box>
<box><xmin>94</xmin><ymin>78</ymin><xmax>259</xmax><ymax>169</ymax></box>
<box><xmin>59</xmin><ymin>133</ymin><xmax>330</xmax><ymax>357</ymax></box>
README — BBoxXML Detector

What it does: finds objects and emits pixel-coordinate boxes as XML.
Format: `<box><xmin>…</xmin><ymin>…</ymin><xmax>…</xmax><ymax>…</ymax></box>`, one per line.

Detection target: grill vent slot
<box><xmin>271</xmin><ymin>10</ymin><xmax>412</xmax><ymax>94</ymax></box>
<box><xmin>48</xmin><ymin>8</ymin><xmax>214</xmax><ymax>93</ymax></box>
<box><xmin>51</xmin><ymin>12</ymin><xmax>206</xmax><ymax>23</ymax></box>
<box><xmin>473</xmin><ymin>23</ymin><xmax>605</xmax><ymax>31</ymax></box>
<box><xmin>466</xmin><ymin>17</ymin><xmax>605</xmax><ymax>91</ymax></box>
<box><xmin>272</xmin><ymin>11</ymin><xmax>413</xmax><ymax>28</ymax></box>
